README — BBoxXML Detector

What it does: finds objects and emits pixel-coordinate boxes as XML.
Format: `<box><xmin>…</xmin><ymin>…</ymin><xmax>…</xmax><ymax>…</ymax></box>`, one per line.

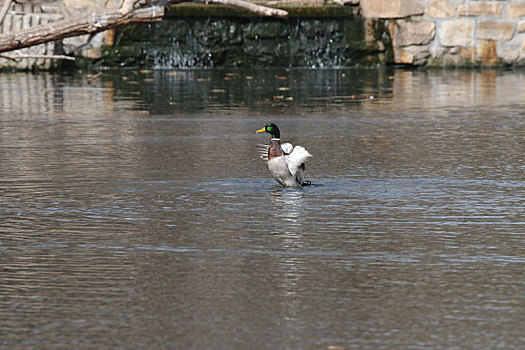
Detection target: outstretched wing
<box><xmin>285</xmin><ymin>145</ymin><xmax>312</xmax><ymax>184</ymax></box>
<box><xmin>258</xmin><ymin>142</ymin><xmax>293</xmax><ymax>160</ymax></box>
<box><xmin>281</xmin><ymin>143</ymin><xmax>293</xmax><ymax>154</ymax></box>
<box><xmin>256</xmin><ymin>144</ymin><xmax>269</xmax><ymax>160</ymax></box>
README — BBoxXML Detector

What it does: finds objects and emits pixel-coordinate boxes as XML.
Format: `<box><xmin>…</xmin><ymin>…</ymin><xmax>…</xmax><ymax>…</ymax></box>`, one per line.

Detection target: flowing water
<box><xmin>1</xmin><ymin>68</ymin><xmax>524</xmax><ymax>349</ymax></box>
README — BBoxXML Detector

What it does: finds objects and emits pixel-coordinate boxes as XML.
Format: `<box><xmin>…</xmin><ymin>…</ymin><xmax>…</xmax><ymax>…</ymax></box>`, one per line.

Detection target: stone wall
<box><xmin>362</xmin><ymin>0</ymin><xmax>525</xmax><ymax>66</ymax></box>
<box><xmin>4</xmin><ymin>0</ymin><xmax>525</xmax><ymax>69</ymax></box>
<box><xmin>103</xmin><ymin>0</ymin><xmax>525</xmax><ymax>68</ymax></box>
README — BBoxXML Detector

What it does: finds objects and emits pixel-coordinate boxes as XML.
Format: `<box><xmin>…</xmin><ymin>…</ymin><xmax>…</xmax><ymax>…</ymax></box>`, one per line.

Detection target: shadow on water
<box><xmin>1</xmin><ymin>68</ymin><xmax>525</xmax><ymax>349</ymax></box>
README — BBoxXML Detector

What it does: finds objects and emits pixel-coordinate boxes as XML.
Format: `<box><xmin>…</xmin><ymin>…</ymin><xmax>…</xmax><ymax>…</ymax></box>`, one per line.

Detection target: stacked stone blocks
<box><xmin>361</xmin><ymin>0</ymin><xmax>525</xmax><ymax>66</ymax></box>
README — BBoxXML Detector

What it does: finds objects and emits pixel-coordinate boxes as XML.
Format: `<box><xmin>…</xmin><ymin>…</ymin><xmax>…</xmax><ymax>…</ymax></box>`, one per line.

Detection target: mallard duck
<box><xmin>256</xmin><ymin>123</ymin><xmax>313</xmax><ymax>188</ymax></box>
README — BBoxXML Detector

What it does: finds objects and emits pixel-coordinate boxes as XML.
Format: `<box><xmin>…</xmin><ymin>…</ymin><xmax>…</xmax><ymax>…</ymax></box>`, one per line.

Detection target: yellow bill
<box><xmin>256</xmin><ymin>127</ymin><xmax>266</xmax><ymax>133</ymax></box>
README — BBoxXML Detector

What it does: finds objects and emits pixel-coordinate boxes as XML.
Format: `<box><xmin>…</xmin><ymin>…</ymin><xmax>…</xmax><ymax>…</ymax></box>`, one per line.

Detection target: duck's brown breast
<box><xmin>268</xmin><ymin>139</ymin><xmax>283</xmax><ymax>160</ymax></box>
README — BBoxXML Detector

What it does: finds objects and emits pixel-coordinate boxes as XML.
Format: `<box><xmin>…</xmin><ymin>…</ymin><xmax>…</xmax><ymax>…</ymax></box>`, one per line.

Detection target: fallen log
<box><xmin>0</xmin><ymin>6</ymin><xmax>165</xmax><ymax>53</ymax></box>
<box><xmin>191</xmin><ymin>0</ymin><xmax>288</xmax><ymax>17</ymax></box>
<box><xmin>0</xmin><ymin>0</ymin><xmax>12</xmax><ymax>25</ymax></box>
<box><xmin>0</xmin><ymin>0</ymin><xmax>288</xmax><ymax>54</ymax></box>
<box><xmin>0</xmin><ymin>53</ymin><xmax>76</xmax><ymax>61</ymax></box>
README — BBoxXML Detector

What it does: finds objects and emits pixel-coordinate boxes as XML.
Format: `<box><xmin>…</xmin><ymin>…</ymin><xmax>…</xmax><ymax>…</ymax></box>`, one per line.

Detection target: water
<box><xmin>1</xmin><ymin>68</ymin><xmax>524</xmax><ymax>349</ymax></box>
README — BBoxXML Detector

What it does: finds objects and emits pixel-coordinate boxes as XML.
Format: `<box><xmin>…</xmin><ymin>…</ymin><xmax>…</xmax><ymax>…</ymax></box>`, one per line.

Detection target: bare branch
<box><xmin>0</xmin><ymin>53</ymin><xmax>76</xmax><ymax>61</ymax></box>
<box><xmin>0</xmin><ymin>6</ymin><xmax>165</xmax><ymax>53</ymax></box>
<box><xmin>0</xmin><ymin>0</ymin><xmax>12</xmax><ymax>25</ymax></box>
<box><xmin>190</xmin><ymin>0</ymin><xmax>288</xmax><ymax>17</ymax></box>
<box><xmin>0</xmin><ymin>0</ymin><xmax>288</xmax><ymax>54</ymax></box>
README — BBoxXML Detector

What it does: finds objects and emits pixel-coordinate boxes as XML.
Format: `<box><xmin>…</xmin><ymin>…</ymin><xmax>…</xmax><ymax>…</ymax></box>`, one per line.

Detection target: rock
<box><xmin>500</xmin><ymin>48</ymin><xmax>519</xmax><ymax>63</ymax></box>
<box><xmin>458</xmin><ymin>46</ymin><xmax>477</xmax><ymax>62</ymax></box>
<box><xmin>85</xmin><ymin>47</ymin><xmax>103</xmax><ymax>60</ymax></box>
<box><xmin>435</xmin><ymin>46</ymin><xmax>479</xmax><ymax>66</ymax></box>
<box><xmin>246</xmin><ymin>21</ymin><xmax>289</xmax><ymax>40</ymax></box>
<box><xmin>360</xmin><ymin>0</ymin><xmax>424</xmax><ymax>18</ymax></box>
<box><xmin>62</xmin><ymin>0</ymin><xmax>120</xmax><ymax>16</ymax></box>
<box><xmin>438</xmin><ymin>19</ymin><xmax>474</xmax><ymax>47</ymax></box>
<box><xmin>518</xmin><ymin>20</ymin><xmax>525</xmax><ymax>33</ymax></box>
<box><xmin>426</xmin><ymin>0</ymin><xmax>455</xmax><ymax>18</ymax></box>
<box><xmin>393</xmin><ymin>46</ymin><xmax>413</xmax><ymax>63</ymax></box>
<box><xmin>63</xmin><ymin>32</ymin><xmax>106</xmax><ymax>58</ymax></box>
<box><xmin>388</xmin><ymin>19</ymin><xmax>435</xmax><ymax>47</ymax></box>
<box><xmin>477</xmin><ymin>21</ymin><xmax>515</xmax><ymax>41</ymax></box>
<box><xmin>62</xmin><ymin>34</ymin><xmax>91</xmax><ymax>54</ymax></box>
<box><xmin>60</xmin><ymin>0</ymin><xmax>120</xmax><ymax>57</ymax></box>
<box><xmin>457</xmin><ymin>3</ymin><xmax>503</xmax><ymax>17</ymax></box>
<box><xmin>508</xmin><ymin>4</ymin><xmax>525</xmax><ymax>19</ymax></box>
<box><xmin>480</xmin><ymin>39</ymin><xmax>499</xmax><ymax>65</ymax></box>
<box><xmin>393</xmin><ymin>45</ymin><xmax>430</xmax><ymax>65</ymax></box>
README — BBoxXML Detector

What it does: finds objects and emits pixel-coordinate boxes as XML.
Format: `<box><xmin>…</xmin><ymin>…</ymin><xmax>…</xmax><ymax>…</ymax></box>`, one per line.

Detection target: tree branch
<box><xmin>0</xmin><ymin>53</ymin><xmax>76</xmax><ymax>61</ymax></box>
<box><xmin>0</xmin><ymin>0</ymin><xmax>12</xmax><ymax>25</ymax></box>
<box><xmin>0</xmin><ymin>0</ymin><xmax>288</xmax><ymax>54</ymax></box>
<box><xmin>191</xmin><ymin>0</ymin><xmax>288</xmax><ymax>17</ymax></box>
<box><xmin>0</xmin><ymin>6</ymin><xmax>165</xmax><ymax>53</ymax></box>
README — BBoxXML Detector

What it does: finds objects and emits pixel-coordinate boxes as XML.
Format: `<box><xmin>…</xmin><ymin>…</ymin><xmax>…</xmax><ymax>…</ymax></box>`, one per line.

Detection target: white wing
<box><xmin>281</xmin><ymin>143</ymin><xmax>293</xmax><ymax>154</ymax></box>
<box><xmin>285</xmin><ymin>145</ymin><xmax>312</xmax><ymax>182</ymax></box>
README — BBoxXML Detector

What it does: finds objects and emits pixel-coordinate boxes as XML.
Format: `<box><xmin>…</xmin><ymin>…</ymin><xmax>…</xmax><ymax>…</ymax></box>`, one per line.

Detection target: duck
<box><xmin>256</xmin><ymin>123</ymin><xmax>313</xmax><ymax>188</ymax></box>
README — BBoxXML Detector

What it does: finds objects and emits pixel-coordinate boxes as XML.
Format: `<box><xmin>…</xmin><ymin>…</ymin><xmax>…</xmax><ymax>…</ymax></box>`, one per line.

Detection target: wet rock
<box><xmin>100</xmin><ymin>15</ymin><xmax>390</xmax><ymax>68</ymax></box>
<box><xmin>480</xmin><ymin>39</ymin><xmax>499</xmax><ymax>66</ymax></box>
<box><xmin>393</xmin><ymin>45</ymin><xmax>431</xmax><ymax>65</ymax></box>
<box><xmin>244</xmin><ymin>21</ymin><xmax>289</xmax><ymax>40</ymax></box>
<box><xmin>389</xmin><ymin>19</ymin><xmax>435</xmax><ymax>47</ymax></box>
<box><xmin>296</xmin><ymin>20</ymin><xmax>322</xmax><ymax>40</ymax></box>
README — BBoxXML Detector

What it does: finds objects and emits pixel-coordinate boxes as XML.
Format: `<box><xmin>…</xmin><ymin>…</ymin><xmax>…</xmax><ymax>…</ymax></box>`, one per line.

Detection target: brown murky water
<box><xmin>1</xmin><ymin>68</ymin><xmax>524</xmax><ymax>349</ymax></box>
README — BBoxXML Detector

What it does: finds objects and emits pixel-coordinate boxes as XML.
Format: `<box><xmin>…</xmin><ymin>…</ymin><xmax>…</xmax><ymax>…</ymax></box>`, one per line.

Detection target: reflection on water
<box><xmin>270</xmin><ymin>189</ymin><xmax>307</xmax><ymax>227</ymax></box>
<box><xmin>1</xmin><ymin>68</ymin><xmax>525</xmax><ymax>349</ymax></box>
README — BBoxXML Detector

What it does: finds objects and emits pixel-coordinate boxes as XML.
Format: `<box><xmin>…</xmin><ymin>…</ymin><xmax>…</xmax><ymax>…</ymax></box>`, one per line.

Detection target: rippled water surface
<box><xmin>1</xmin><ymin>68</ymin><xmax>524</xmax><ymax>349</ymax></box>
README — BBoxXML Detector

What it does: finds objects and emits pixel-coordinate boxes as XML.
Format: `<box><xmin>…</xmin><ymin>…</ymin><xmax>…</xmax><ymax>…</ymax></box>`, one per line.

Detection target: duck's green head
<box><xmin>256</xmin><ymin>123</ymin><xmax>280</xmax><ymax>139</ymax></box>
